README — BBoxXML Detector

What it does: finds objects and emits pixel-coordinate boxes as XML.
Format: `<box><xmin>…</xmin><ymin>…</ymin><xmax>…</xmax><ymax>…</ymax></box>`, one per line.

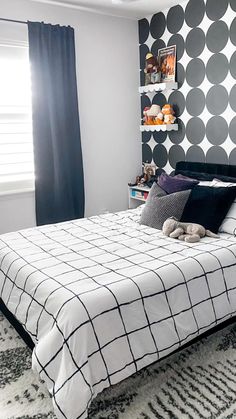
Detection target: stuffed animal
<box><xmin>143</xmin><ymin>105</ymin><xmax>161</xmax><ymax>125</ymax></box>
<box><xmin>161</xmin><ymin>104</ymin><xmax>176</xmax><ymax>125</ymax></box>
<box><xmin>155</xmin><ymin>112</ymin><xmax>164</xmax><ymax>125</ymax></box>
<box><xmin>164</xmin><ymin>114</ymin><xmax>176</xmax><ymax>124</ymax></box>
<box><xmin>162</xmin><ymin>104</ymin><xmax>174</xmax><ymax>115</ymax></box>
<box><xmin>143</xmin><ymin>107</ymin><xmax>151</xmax><ymax>125</ymax></box>
<box><xmin>162</xmin><ymin>218</ymin><xmax>219</xmax><ymax>243</ymax></box>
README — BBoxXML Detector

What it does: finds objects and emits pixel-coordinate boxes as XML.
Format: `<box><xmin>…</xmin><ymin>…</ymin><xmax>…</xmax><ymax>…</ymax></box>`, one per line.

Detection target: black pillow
<box><xmin>175</xmin><ymin>170</ymin><xmax>236</xmax><ymax>183</ymax></box>
<box><xmin>180</xmin><ymin>186</ymin><xmax>236</xmax><ymax>233</ymax></box>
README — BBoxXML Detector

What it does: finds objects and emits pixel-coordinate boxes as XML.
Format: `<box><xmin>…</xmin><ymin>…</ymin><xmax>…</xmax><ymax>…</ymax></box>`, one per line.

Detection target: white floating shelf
<box><xmin>140</xmin><ymin>124</ymin><xmax>178</xmax><ymax>132</ymax></box>
<box><xmin>139</xmin><ymin>81</ymin><xmax>178</xmax><ymax>94</ymax></box>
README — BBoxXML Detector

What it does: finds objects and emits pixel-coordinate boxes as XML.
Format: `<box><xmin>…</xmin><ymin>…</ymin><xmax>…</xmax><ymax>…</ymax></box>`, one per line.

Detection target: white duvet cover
<box><xmin>0</xmin><ymin>207</ymin><xmax>236</xmax><ymax>419</ymax></box>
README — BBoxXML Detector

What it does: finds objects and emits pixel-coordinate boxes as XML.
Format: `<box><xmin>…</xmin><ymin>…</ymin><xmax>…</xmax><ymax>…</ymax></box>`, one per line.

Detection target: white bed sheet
<box><xmin>0</xmin><ymin>207</ymin><xmax>236</xmax><ymax>419</ymax></box>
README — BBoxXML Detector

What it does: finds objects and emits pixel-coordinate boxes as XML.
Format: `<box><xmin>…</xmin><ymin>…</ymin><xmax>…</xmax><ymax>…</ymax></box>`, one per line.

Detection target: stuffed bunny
<box><xmin>162</xmin><ymin>218</ymin><xmax>219</xmax><ymax>243</ymax></box>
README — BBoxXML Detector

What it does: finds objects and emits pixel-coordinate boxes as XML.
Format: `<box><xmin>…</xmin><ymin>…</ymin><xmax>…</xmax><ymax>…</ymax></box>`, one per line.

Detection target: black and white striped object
<box><xmin>0</xmin><ymin>207</ymin><xmax>236</xmax><ymax>419</ymax></box>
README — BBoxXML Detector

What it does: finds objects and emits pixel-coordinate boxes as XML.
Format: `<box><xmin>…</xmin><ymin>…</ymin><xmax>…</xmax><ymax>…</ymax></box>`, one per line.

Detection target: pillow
<box><xmin>180</xmin><ymin>186</ymin><xmax>236</xmax><ymax>233</ymax></box>
<box><xmin>210</xmin><ymin>179</ymin><xmax>236</xmax><ymax>235</ymax></box>
<box><xmin>158</xmin><ymin>172</ymin><xmax>199</xmax><ymax>194</ymax></box>
<box><xmin>140</xmin><ymin>183</ymin><xmax>191</xmax><ymax>230</ymax></box>
<box><xmin>175</xmin><ymin>170</ymin><xmax>236</xmax><ymax>183</ymax></box>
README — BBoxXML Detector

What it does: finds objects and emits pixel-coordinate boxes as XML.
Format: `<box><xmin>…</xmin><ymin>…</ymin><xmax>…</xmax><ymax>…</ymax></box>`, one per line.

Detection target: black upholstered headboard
<box><xmin>175</xmin><ymin>161</ymin><xmax>236</xmax><ymax>179</ymax></box>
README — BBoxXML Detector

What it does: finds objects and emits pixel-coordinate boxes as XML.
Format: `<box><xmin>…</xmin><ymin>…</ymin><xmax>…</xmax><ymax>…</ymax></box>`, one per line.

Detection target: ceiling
<box><xmin>29</xmin><ymin>0</ymin><xmax>182</xmax><ymax>19</ymax></box>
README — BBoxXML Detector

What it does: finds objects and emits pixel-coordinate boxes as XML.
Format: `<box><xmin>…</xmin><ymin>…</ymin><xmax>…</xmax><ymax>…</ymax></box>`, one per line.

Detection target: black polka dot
<box><xmin>206</xmin><ymin>85</ymin><xmax>228</xmax><ymax>115</ymax></box>
<box><xmin>139</xmin><ymin>18</ymin><xmax>149</xmax><ymax>44</ymax></box>
<box><xmin>230</xmin><ymin>17</ymin><xmax>236</xmax><ymax>46</ymax></box>
<box><xmin>186</xmin><ymin>117</ymin><xmax>205</xmax><ymax>144</ymax></box>
<box><xmin>206</xmin><ymin>0</ymin><xmax>229</xmax><ymax>21</ymax></box>
<box><xmin>167</xmin><ymin>5</ymin><xmax>185</xmax><ymax>34</ymax></box>
<box><xmin>206</xmin><ymin>21</ymin><xmax>229</xmax><ymax>53</ymax></box>
<box><xmin>185</xmin><ymin>0</ymin><xmax>205</xmax><ymax>28</ymax></box>
<box><xmin>206</xmin><ymin>146</ymin><xmax>228</xmax><ymax>164</ymax></box>
<box><xmin>168</xmin><ymin>91</ymin><xmax>185</xmax><ymax>117</ymax></box>
<box><xmin>229</xmin><ymin>148</ymin><xmax>236</xmax><ymax>164</ymax></box>
<box><xmin>176</xmin><ymin>63</ymin><xmax>185</xmax><ymax>88</ymax></box>
<box><xmin>206</xmin><ymin>53</ymin><xmax>229</xmax><ymax>84</ymax></box>
<box><xmin>141</xmin><ymin>95</ymin><xmax>151</xmax><ymax>117</ymax></box>
<box><xmin>151</xmin><ymin>39</ymin><xmax>166</xmax><ymax>57</ymax></box>
<box><xmin>206</xmin><ymin>116</ymin><xmax>228</xmax><ymax>145</ymax></box>
<box><xmin>150</xmin><ymin>13</ymin><xmax>166</xmax><ymax>39</ymax></box>
<box><xmin>152</xmin><ymin>93</ymin><xmax>166</xmax><ymax>108</ymax></box>
<box><xmin>169</xmin><ymin>145</ymin><xmax>185</xmax><ymax>169</ymax></box>
<box><xmin>142</xmin><ymin>143</ymin><xmax>153</xmax><ymax>163</ymax></box>
<box><xmin>186</xmin><ymin>58</ymin><xmax>205</xmax><ymax>87</ymax></box>
<box><xmin>168</xmin><ymin>34</ymin><xmax>185</xmax><ymax>61</ymax></box>
<box><xmin>153</xmin><ymin>144</ymin><xmax>168</xmax><ymax>167</ymax></box>
<box><xmin>186</xmin><ymin>28</ymin><xmax>205</xmax><ymax>58</ymax></box>
<box><xmin>230</xmin><ymin>51</ymin><xmax>236</xmax><ymax>79</ymax></box>
<box><xmin>169</xmin><ymin>119</ymin><xmax>185</xmax><ymax>144</ymax></box>
<box><xmin>186</xmin><ymin>146</ymin><xmax>205</xmax><ymax>163</ymax></box>
<box><xmin>231</xmin><ymin>0</ymin><xmax>236</xmax><ymax>11</ymax></box>
<box><xmin>229</xmin><ymin>116</ymin><xmax>236</xmax><ymax>143</ymax></box>
<box><xmin>153</xmin><ymin>130</ymin><xmax>167</xmax><ymax>144</ymax></box>
<box><xmin>142</xmin><ymin>131</ymin><xmax>152</xmax><ymax>144</ymax></box>
<box><xmin>140</xmin><ymin>70</ymin><xmax>145</xmax><ymax>86</ymax></box>
<box><xmin>230</xmin><ymin>85</ymin><xmax>236</xmax><ymax>112</ymax></box>
<box><xmin>139</xmin><ymin>44</ymin><xmax>149</xmax><ymax>70</ymax></box>
<box><xmin>186</xmin><ymin>88</ymin><xmax>205</xmax><ymax>116</ymax></box>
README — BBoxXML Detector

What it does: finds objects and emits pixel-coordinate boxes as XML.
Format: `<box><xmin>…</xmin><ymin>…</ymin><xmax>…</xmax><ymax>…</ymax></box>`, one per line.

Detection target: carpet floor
<box><xmin>1</xmin><ymin>312</ymin><xmax>236</xmax><ymax>419</ymax></box>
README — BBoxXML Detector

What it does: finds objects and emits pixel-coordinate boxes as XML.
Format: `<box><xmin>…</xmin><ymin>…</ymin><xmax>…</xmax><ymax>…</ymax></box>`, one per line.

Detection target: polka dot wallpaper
<box><xmin>139</xmin><ymin>0</ymin><xmax>236</xmax><ymax>172</ymax></box>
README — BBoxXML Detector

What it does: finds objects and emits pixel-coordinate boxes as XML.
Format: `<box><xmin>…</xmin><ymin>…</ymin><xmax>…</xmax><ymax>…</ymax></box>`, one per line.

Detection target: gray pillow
<box><xmin>140</xmin><ymin>183</ymin><xmax>191</xmax><ymax>230</ymax></box>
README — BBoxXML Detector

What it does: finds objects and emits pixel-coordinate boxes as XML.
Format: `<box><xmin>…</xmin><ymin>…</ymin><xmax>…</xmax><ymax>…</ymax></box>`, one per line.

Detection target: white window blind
<box><xmin>0</xmin><ymin>43</ymin><xmax>34</xmax><ymax>194</ymax></box>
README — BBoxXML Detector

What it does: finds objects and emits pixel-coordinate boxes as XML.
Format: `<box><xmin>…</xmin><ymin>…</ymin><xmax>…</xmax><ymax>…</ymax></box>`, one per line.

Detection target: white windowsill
<box><xmin>0</xmin><ymin>187</ymin><xmax>35</xmax><ymax>198</ymax></box>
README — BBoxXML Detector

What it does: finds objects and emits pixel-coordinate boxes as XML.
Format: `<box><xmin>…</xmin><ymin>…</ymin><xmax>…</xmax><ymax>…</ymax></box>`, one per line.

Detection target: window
<box><xmin>0</xmin><ymin>43</ymin><xmax>34</xmax><ymax>194</ymax></box>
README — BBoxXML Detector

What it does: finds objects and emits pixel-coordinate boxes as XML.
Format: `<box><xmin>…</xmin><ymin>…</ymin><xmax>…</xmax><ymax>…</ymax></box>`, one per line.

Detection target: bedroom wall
<box><xmin>139</xmin><ymin>0</ymin><xmax>236</xmax><ymax>173</ymax></box>
<box><xmin>0</xmin><ymin>0</ymin><xmax>141</xmax><ymax>233</ymax></box>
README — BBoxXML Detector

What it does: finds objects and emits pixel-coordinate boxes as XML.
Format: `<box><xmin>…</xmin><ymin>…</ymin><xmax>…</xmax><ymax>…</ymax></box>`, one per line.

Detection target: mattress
<box><xmin>0</xmin><ymin>206</ymin><xmax>236</xmax><ymax>419</ymax></box>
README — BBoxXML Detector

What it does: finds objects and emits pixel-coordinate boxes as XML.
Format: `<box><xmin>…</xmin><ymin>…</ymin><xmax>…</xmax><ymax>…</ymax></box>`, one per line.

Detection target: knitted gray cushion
<box><xmin>140</xmin><ymin>183</ymin><xmax>191</xmax><ymax>230</ymax></box>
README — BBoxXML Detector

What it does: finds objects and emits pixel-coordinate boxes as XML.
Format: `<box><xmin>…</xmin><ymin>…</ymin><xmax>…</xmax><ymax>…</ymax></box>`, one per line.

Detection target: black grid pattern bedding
<box><xmin>0</xmin><ymin>207</ymin><xmax>236</xmax><ymax>419</ymax></box>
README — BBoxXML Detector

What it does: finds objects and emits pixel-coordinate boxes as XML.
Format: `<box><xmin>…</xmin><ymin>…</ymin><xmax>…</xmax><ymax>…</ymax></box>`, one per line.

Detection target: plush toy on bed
<box><xmin>162</xmin><ymin>217</ymin><xmax>219</xmax><ymax>243</ymax></box>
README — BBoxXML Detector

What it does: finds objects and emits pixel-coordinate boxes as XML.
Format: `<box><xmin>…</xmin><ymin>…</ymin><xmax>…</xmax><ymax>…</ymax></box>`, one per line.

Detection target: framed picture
<box><xmin>158</xmin><ymin>45</ymin><xmax>176</xmax><ymax>82</ymax></box>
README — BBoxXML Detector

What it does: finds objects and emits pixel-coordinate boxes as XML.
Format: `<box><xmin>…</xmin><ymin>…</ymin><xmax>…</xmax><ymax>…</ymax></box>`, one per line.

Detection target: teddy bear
<box><xmin>162</xmin><ymin>217</ymin><xmax>219</xmax><ymax>243</ymax></box>
<box><xmin>162</xmin><ymin>104</ymin><xmax>176</xmax><ymax>125</ymax></box>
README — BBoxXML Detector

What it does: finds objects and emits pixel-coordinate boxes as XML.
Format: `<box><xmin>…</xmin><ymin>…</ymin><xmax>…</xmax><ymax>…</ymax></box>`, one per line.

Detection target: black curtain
<box><xmin>27</xmin><ymin>22</ymin><xmax>84</xmax><ymax>225</ymax></box>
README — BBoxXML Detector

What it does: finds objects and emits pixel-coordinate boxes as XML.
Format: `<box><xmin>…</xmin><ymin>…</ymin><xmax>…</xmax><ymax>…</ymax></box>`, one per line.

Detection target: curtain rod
<box><xmin>0</xmin><ymin>17</ymin><xmax>27</xmax><ymax>25</ymax></box>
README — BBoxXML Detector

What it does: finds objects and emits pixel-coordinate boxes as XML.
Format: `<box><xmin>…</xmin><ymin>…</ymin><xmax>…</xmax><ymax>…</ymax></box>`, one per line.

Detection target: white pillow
<box><xmin>211</xmin><ymin>179</ymin><xmax>236</xmax><ymax>235</ymax></box>
<box><xmin>198</xmin><ymin>180</ymin><xmax>216</xmax><ymax>186</ymax></box>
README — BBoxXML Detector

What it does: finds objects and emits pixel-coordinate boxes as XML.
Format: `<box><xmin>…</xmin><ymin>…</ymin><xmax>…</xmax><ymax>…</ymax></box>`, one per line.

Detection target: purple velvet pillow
<box><xmin>158</xmin><ymin>172</ymin><xmax>199</xmax><ymax>194</ymax></box>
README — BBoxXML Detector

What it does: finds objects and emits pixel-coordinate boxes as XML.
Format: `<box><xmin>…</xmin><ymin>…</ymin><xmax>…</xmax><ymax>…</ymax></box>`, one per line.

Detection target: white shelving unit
<box><xmin>139</xmin><ymin>81</ymin><xmax>178</xmax><ymax>94</ymax></box>
<box><xmin>128</xmin><ymin>185</ymin><xmax>150</xmax><ymax>209</ymax></box>
<box><xmin>140</xmin><ymin>123</ymin><xmax>178</xmax><ymax>132</ymax></box>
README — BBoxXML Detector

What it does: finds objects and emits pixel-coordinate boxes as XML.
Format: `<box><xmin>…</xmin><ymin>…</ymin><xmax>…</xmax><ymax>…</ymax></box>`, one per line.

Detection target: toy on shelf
<box><xmin>144</xmin><ymin>53</ymin><xmax>161</xmax><ymax>85</ymax></box>
<box><xmin>128</xmin><ymin>164</ymin><xmax>165</xmax><ymax>188</ymax></box>
<box><xmin>143</xmin><ymin>103</ymin><xmax>176</xmax><ymax>126</ymax></box>
<box><xmin>162</xmin><ymin>104</ymin><xmax>176</xmax><ymax>125</ymax></box>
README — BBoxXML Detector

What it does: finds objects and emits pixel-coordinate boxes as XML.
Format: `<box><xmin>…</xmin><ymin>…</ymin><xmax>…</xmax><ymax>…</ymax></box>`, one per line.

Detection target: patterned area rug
<box><xmin>1</xmin><ymin>312</ymin><xmax>236</xmax><ymax>419</ymax></box>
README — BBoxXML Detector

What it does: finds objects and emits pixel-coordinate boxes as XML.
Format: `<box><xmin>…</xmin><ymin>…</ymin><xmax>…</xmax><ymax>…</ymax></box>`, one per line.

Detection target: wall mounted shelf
<box><xmin>140</xmin><ymin>124</ymin><xmax>178</xmax><ymax>132</ymax></box>
<box><xmin>139</xmin><ymin>81</ymin><xmax>178</xmax><ymax>94</ymax></box>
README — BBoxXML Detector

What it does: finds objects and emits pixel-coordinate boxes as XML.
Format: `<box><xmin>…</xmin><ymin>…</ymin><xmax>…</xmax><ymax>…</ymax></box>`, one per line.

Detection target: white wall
<box><xmin>0</xmin><ymin>0</ymin><xmax>141</xmax><ymax>233</ymax></box>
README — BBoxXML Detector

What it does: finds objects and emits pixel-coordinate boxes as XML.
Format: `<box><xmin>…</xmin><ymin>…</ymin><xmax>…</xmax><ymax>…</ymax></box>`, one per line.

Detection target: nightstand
<box><xmin>128</xmin><ymin>185</ymin><xmax>150</xmax><ymax>209</ymax></box>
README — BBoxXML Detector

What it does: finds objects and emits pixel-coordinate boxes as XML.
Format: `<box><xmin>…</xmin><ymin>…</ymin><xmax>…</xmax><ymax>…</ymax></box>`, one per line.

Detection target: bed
<box><xmin>1</xmin><ymin>161</ymin><xmax>236</xmax><ymax>419</ymax></box>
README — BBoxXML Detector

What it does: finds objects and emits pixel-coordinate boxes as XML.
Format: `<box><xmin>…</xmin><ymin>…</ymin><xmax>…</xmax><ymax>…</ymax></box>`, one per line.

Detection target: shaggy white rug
<box><xmin>1</xmin><ymin>312</ymin><xmax>236</xmax><ymax>419</ymax></box>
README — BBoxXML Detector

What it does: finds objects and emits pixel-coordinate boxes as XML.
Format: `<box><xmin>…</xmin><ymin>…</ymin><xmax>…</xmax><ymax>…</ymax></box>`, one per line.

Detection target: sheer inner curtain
<box><xmin>28</xmin><ymin>22</ymin><xmax>84</xmax><ymax>225</ymax></box>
